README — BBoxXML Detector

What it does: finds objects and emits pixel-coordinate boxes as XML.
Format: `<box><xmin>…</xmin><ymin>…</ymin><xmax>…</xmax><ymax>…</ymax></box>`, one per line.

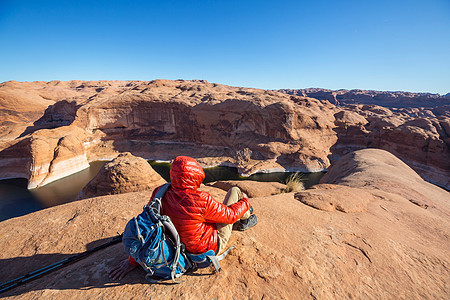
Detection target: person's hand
<box><xmin>109</xmin><ymin>259</ymin><xmax>137</xmax><ymax>280</ymax></box>
<box><xmin>242</xmin><ymin>192</ymin><xmax>248</xmax><ymax>199</ymax></box>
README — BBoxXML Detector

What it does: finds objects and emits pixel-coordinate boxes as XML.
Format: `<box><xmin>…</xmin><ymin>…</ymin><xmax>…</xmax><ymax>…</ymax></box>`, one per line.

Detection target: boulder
<box><xmin>77</xmin><ymin>153</ymin><xmax>166</xmax><ymax>199</ymax></box>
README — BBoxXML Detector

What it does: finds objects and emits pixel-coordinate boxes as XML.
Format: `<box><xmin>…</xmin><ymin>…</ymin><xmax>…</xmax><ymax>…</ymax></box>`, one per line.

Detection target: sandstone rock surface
<box><xmin>207</xmin><ymin>180</ymin><xmax>287</xmax><ymax>198</ymax></box>
<box><xmin>295</xmin><ymin>183</ymin><xmax>374</xmax><ymax>213</ymax></box>
<box><xmin>0</xmin><ymin>149</ymin><xmax>448</xmax><ymax>299</ymax></box>
<box><xmin>321</xmin><ymin>148</ymin><xmax>450</xmax><ymax>210</ymax></box>
<box><xmin>77</xmin><ymin>152</ymin><xmax>166</xmax><ymax>200</ymax></box>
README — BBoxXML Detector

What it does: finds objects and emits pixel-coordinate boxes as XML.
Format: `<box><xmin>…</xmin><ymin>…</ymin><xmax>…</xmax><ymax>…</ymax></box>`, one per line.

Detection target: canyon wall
<box><xmin>332</xmin><ymin>104</ymin><xmax>450</xmax><ymax>188</ymax></box>
<box><xmin>0</xmin><ymin>80</ymin><xmax>448</xmax><ymax>189</ymax></box>
<box><xmin>279</xmin><ymin>88</ymin><xmax>450</xmax><ymax>108</ymax></box>
<box><xmin>0</xmin><ymin>125</ymin><xmax>90</xmax><ymax>188</ymax></box>
<box><xmin>279</xmin><ymin>88</ymin><xmax>450</xmax><ymax>189</ymax></box>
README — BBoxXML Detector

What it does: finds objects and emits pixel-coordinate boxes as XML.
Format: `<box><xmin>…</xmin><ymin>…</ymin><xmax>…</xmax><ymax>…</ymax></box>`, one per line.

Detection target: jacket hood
<box><xmin>170</xmin><ymin>156</ymin><xmax>205</xmax><ymax>190</ymax></box>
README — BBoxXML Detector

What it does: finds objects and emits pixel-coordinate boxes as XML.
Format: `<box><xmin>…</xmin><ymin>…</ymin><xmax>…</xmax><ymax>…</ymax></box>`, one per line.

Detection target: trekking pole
<box><xmin>0</xmin><ymin>234</ymin><xmax>123</xmax><ymax>294</ymax></box>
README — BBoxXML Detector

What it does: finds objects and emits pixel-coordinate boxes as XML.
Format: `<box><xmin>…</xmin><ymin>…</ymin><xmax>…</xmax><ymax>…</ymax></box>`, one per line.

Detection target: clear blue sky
<box><xmin>1</xmin><ymin>0</ymin><xmax>449</xmax><ymax>94</ymax></box>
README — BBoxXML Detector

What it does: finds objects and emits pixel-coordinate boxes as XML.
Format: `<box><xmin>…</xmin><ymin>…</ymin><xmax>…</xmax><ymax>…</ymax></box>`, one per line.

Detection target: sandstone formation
<box><xmin>278</xmin><ymin>88</ymin><xmax>450</xmax><ymax>108</ymax></box>
<box><xmin>0</xmin><ymin>149</ymin><xmax>448</xmax><ymax>299</ymax></box>
<box><xmin>0</xmin><ymin>125</ymin><xmax>90</xmax><ymax>188</ymax></box>
<box><xmin>207</xmin><ymin>180</ymin><xmax>288</xmax><ymax>198</ymax></box>
<box><xmin>320</xmin><ymin>148</ymin><xmax>450</xmax><ymax>210</ymax></box>
<box><xmin>278</xmin><ymin>89</ymin><xmax>450</xmax><ymax>189</ymax></box>
<box><xmin>0</xmin><ymin>80</ymin><xmax>97</xmax><ymax>147</ymax></box>
<box><xmin>0</xmin><ymin>80</ymin><xmax>448</xmax><ymax>189</ymax></box>
<box><xmin>77</xmin><ymin>152</ymin><xmax>166</xmax><ymax>200</ymax></box>
<box><xmin>74</xmin><ymin>80</ymin><xmax>337</xmax><ymax>176</ymax></box>
<box><xmin>0</xmin><ymin>82</ymin><xmax>55</xmax><ymax>145</ymax></box>
<box><xmin>331</xmin><ymin>104</ymin><xmax>450</xmax><ymax>189</ymax></box>
<box><xmin>0</xmin><ymin>80</ymin><xmax>337</xmax><ymax>189</ymax></box>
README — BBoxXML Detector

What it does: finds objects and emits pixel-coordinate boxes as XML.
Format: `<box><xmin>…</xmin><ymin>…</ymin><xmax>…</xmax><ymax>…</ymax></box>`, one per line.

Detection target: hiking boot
<box><xmin>235</xmin><ymin>214</ymin><xmax>258</xmax><ymax>231</ymax></box>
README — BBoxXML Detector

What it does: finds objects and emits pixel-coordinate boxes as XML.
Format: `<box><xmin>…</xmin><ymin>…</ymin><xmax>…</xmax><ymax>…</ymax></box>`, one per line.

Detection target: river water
<box><xmin>0</xmin><ymin>161</ymin><xmax>324</xmax><ymax>222</ymax></box>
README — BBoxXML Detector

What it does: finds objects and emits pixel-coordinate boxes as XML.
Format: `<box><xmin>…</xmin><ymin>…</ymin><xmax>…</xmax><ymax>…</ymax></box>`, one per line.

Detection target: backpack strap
<box><xmin>187</xmin><ymin>246</ymin><xmax>235</xmax><ymax>273</ymax></box>
<box><xmin>210</xmin><ymin>246</ymin><xmax>235</xmax><ymax>272</ymax></box>
<box><xmin>133</xmin><ymin>217</ymin><xmax>145</xmax><ymax>244</ymax></box>
<box><xmin>148</xmin><ymin>183</ymin><xmax>193</xmax><ymax>283</ymax></box>
<box><xmin>149</xmin><ymin>183</ymin><xmax>171</xmax><ymax>214</ymax></box>
<box><xmin>162</xmin><ymin>216</ymin><xmax>192</xmax><ymax>283</ymax></box>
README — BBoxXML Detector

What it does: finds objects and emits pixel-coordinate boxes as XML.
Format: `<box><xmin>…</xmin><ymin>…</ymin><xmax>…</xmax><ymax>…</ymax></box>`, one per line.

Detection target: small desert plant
<box><xmin>284</xmin><ymin>172</ymin><xmax>305</xmax><ymax>193</ymax></box>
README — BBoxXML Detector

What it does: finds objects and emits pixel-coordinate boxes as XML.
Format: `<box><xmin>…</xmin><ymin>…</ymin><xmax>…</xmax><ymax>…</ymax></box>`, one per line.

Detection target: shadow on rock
<box><xmin>19</xmin><ymin>100</ymin><xmax>80</xmax><ymax>138</ymax></box>
<box><xmin>0</xmin><ymin>236</ymin><xmax>215</xmax><ymax>298</ymax></box>
<box><xmin>0</xmin><ymin>237</ymin><xmax>146</xmax><ymax>297</ymax></box>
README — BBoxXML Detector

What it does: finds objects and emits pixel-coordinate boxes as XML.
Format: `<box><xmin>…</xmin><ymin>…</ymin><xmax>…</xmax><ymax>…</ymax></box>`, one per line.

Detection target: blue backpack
<box><xmin>122</xmin><ymin>183</ymin><xmax>234</xmax><ymax>283</ymax></box>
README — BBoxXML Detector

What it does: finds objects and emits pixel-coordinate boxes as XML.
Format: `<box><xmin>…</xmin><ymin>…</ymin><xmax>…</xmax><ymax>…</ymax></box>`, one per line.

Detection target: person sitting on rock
<box><xmin>109</xmin><ymin>155</ymin><xmax>257</xmax><ymax>280</ymax></box>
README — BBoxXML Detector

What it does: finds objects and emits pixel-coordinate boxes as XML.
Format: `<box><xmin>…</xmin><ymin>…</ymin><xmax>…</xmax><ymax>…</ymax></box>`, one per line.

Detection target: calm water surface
<box><xmin>0</xmin><ymin>161</ymin><xmax>324</xmax><ymax>221</ymax></box>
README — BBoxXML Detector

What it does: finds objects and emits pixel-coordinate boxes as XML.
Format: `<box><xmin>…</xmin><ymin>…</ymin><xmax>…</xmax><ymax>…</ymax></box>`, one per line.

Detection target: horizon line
<box><xmin>1</xmin><ymin>79</ymin><xmax>449</xmax><ymax>96</ymax></box>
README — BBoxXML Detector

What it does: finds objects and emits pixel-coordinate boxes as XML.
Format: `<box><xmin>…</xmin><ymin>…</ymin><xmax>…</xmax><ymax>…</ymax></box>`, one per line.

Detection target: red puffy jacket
<box><xmin>129</xmin><ymin>156</ymin><xmax>250</xmax><ymax>265</ymax></box>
